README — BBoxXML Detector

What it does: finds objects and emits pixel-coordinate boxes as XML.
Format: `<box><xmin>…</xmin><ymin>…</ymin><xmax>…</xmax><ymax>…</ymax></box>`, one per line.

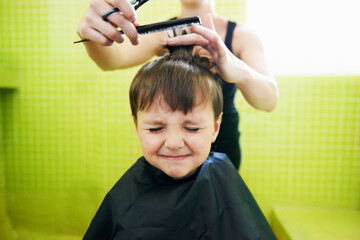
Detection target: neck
<box><xmin>180</xmin><ymin>0</ymin><xmax>216</xmax><ymax>19</ymax></box>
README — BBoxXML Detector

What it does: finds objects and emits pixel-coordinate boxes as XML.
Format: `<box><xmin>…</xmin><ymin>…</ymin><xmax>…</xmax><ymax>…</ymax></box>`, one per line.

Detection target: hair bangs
<box><xmin>129</xmin><ymin>46</ymin><xmax>223</xmax><ymax>122</ymax></box>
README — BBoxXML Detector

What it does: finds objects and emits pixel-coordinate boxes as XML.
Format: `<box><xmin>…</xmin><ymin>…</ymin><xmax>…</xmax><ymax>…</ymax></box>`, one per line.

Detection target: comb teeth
<box><xmin>118</xmin><ymin>16</ymin><xmax>201</xmax><ymax>35</ymax></box>
<box><xmin>136</xmin><ymin>23</ymin><xmax>194</xmax><ymax>35</ymax></box>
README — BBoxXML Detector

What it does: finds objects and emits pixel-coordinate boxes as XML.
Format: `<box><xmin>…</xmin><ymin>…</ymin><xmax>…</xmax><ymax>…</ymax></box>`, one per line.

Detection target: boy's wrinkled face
<box><xmin>135</xmin><ymin>97</ymin><xmax>221</xmax><ymax>179</ymax></box>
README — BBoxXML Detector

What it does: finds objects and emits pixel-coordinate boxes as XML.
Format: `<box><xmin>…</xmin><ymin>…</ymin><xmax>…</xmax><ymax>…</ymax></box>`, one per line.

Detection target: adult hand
<box><xmin>166</xmin><ymin>14</ymin><xmax>242</xmax><ymax>83</ymax></box>
<box><xmin>77</xmin><ymin>0</ymin><xmax>140</xmax><ymax>46</ymax></box>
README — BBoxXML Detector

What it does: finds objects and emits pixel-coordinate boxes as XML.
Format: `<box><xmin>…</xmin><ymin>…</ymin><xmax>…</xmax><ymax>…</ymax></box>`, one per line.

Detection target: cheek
<box><xmin>139</xmin><ymin>134</ymin><xmax>162</xmax><ymax>154</ymax></box>
<box><xmin>185</xmin><ymin>133</ymin><xmax>212</xmax><ymax>151</ymax></box>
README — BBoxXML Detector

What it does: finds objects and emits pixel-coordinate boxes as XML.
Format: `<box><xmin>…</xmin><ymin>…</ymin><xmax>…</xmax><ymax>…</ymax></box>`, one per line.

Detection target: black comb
<box><xmin>73</xmin><ymin>16</ymin><xmax>201</xmax><ymax>44</ymax></box>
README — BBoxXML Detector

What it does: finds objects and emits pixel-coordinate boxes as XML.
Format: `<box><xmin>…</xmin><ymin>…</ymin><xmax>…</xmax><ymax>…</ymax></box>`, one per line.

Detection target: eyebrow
<box><xmin>183</xmin><ymin>119</ymin><xmax>204</xmax><ymax>125</ymax></box>
<box><xmin>142</xmin><ymin>120</ymin><xmax>165</xmax><ymax>125</ymax></box>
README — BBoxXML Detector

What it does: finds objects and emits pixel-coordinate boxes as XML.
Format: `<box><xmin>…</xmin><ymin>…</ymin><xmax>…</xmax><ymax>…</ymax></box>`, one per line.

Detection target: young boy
<box><xmin>83</xmin><ymin>45</ymin><xmax>276</xmax><ymax>240</ymax></box>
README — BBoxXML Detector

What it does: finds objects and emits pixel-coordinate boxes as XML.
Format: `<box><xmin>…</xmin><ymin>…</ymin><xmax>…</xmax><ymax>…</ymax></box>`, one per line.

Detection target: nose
<box><xmin>164</xmin><ymin>130</ymin><xmax>184</xmax><ymax>150</ymax></box>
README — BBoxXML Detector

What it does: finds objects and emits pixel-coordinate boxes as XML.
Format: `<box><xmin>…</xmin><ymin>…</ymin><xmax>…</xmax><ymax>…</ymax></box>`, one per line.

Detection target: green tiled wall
<box><xmin>1</xmin><ymin>0</ymin><xmax>359</xmax><ymax>239</ymax></box>
<box><xmin>237</xmin><ymin>76</ymin><xmax>360</xmax><ymax>216</ymax></box>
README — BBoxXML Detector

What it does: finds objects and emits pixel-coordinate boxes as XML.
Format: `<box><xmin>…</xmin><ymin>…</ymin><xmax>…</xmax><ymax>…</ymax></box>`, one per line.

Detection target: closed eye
<box><xmin>149</xmin><ymin>127</ymin><xmax>164</xmax><ymax>132</ymax></box>
<box><xmin>185</xmin><ymin>127</ymin><xmax>200</xmax><ymax>132</ymax></box>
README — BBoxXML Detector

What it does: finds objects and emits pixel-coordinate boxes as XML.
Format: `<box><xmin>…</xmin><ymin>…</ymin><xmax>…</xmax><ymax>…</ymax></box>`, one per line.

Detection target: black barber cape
<box><xmin>83</xmin><ymin>152</ymin><xmax>276</xmax><ymax>240</ymax></box>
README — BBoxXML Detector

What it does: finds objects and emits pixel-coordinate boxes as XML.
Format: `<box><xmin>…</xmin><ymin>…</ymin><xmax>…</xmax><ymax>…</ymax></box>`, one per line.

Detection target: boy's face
<box><xmin>135</xmin><ymin>97</ymin><xmax>222</xmax><ymax>179</ymax></box>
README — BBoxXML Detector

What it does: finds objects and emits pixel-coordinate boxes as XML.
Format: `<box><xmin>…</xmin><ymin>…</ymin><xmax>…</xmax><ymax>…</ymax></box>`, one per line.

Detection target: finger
<box><xmin>188</xmin><ymin>25</ymin><xmax>224</xmax><ymax>63</ymax></box>
<box><xmin>83</xmin><ymin>27</ymin><xmax>115</xmax><ymax>46</ymax></box>
<box><xmin>95</xmin><ymin>17</ymin><xmax>126</xmax><ymax>44</ymax></box>
<box><xmin>106</xmin><ymin>0</ymin><xmax>137</xmax><ymax>23</ymax></box>
<box><xmin>77</xmin><ymin>16</ymin><xmax>114</xmax><ymax>46</ymax></box>
<box><xmin>90</xmin><ymin>0</ymin><xmax>115</xmax><ymax>19</ymax></box>
<box><xmin>77</xmin><ymin>11</ymin><xmax>118</xmax><ymax>45</ymax></box>
<box><xmin>91</xmin><ymin>0</ymin><xmax>138</xmax><ymax>45</ymax></box>
<box><xmin>107</xmin><ymin>13</ymin><xmax>139</xmax><ymax>45</ymax></box>
<box><xmin>189</xmin><ymin>25</ymin><xmax>220</xmax><ymax>45</ymax></box>
<box><xmin>166</xmin><ymin>33</ymin><xmax>210</xmax><ymax>46</ymax></box>
<box><xmin>194</xmin><ymin>46</ymin><xmax>212</xmax><ymax>59</ymax></box>
<box><xmin>80</xmin><ymin>7</ymin><xmax>124</xmax><ymax>44</ymax></box>
<box><xmin>189</xmin><ymin>14</ymin><xmax>220</xmax><ymax>47</ymax></box>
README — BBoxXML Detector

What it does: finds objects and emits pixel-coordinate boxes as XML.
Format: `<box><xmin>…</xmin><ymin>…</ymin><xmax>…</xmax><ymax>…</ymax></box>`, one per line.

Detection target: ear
<box><xmin>211</xmin><ymin>112</ymin><xmax>223</xmax><ymax>143</ymax></box>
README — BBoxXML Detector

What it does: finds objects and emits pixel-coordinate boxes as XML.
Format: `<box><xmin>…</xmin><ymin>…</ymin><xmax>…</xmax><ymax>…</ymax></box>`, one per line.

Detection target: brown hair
<box><xmin>129</xmin><ymin>45</ymin><xmax>223</xmax><ymax>122</ymax></box>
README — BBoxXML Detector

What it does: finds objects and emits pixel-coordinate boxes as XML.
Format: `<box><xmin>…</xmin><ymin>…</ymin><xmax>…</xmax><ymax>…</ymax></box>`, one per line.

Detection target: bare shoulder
<box><xmin>212</xmin><ymin>15</ymin><xmax>264</xmax><ymax>57</ymax></box>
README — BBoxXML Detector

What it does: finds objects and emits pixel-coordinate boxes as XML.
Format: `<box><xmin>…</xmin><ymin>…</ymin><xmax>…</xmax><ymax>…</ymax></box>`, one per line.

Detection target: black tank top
<box><xmin>212</xmin><ymin>20</ymin><xmax>241</xmax><ymax>170</ymax></box>
<box><xmin>221</xmin><ymin>21</ymin><xmax>238</xmax><ymax>119</ymax></box>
